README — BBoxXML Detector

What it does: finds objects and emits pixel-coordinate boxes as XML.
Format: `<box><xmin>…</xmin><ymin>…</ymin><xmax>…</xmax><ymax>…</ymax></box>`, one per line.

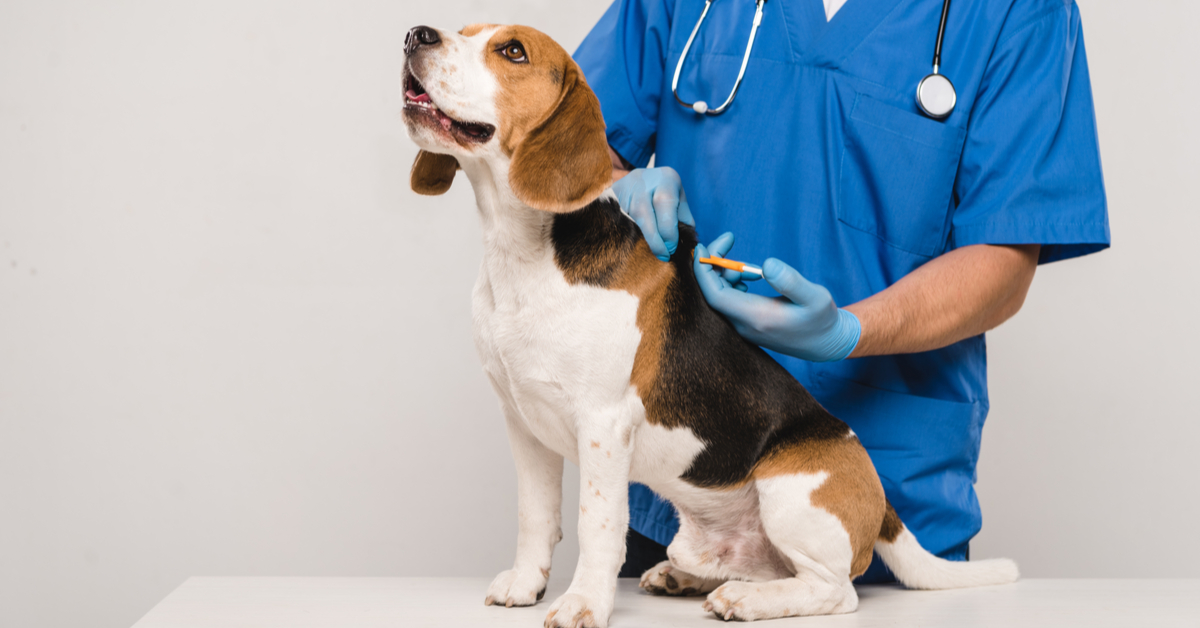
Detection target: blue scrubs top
<box><xmin>574</xmin><ymin>0</ymin><xmax>1109</xmax><ymax>580</ymax></box>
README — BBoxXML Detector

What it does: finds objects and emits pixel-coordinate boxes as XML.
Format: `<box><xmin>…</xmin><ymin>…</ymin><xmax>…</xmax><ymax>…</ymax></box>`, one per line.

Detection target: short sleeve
<box><xmin>573</xmin><ymin>0</ymin><xmax>674</xmax><ymax>168</ymax></box>
<box><xmin>952</xmin><ymin>2</ymin><xmax>1110</xmax><ymax>264</ymax></box>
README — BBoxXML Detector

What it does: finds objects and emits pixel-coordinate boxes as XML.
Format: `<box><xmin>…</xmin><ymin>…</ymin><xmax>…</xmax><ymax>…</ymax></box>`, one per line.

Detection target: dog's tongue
<box><xmin>406</xmin><ymin>88</ymin><xmax>451</xmax><ymax>130</ymax></box>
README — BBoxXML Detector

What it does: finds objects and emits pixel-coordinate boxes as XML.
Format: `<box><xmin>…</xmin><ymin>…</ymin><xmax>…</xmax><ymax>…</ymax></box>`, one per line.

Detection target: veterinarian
<box><xmin>574</xmin><ymin>0</ymin><xmax>1109</xmax><ymax>582</ymax></box>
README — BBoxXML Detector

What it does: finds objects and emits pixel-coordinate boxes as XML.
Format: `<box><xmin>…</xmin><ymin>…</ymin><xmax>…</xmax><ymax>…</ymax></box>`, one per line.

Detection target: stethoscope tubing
<box><xmin>674</xmin><ymin>0</ymin><xmax>956</xmax><ymax>120</ymax></box>
<box><xmin>931</xmin><ymin>0</ymin><xmax>951</xmax><ymax>74</ymax></box>
<box><xmin>671</xmin><ymin>0</ymin><xmax>767</xmax><ymax>116</ymax></box>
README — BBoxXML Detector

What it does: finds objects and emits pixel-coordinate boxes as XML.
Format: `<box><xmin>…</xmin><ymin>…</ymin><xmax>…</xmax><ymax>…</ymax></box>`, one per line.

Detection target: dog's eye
<box><xmin>498</xmin><ymin>41</ymin><xmax>527</xmax><ymax>63</ymax></box>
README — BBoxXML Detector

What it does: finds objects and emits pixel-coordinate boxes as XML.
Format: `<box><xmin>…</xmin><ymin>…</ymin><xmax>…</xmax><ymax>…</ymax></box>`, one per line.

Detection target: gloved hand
<box><xmin>694</xmin><ymin>232</ymin><xmax>862</xmax><ymax>362</ymax></box>
<box><xmin>612</xmin><ymin>167</ymin><xmax>694</xmax><ymax>261</ymax></box>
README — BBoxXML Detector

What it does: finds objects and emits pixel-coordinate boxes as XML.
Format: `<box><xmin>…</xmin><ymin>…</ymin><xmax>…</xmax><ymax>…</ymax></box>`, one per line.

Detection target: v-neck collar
<box><xmin>783</xmin><ymin>0</ymin><xmax>906</xmax><ymax>68</ymax></box>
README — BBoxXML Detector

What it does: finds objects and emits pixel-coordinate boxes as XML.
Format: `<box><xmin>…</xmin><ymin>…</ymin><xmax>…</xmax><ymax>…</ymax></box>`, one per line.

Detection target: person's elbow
<box><xmin>986</xmin><ymin>244</ymin><xmax>1041</xmax><ymax>331</ymax></box>
<box><xmin>992</xmin><ymin>282</ymin><xmax>1032</xmax><ymax>328</ymax></box>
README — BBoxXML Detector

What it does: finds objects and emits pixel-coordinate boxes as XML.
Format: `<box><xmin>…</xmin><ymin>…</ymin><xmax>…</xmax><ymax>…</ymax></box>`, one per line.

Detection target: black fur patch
<box><xmin>552</xmin><ymin>197</ymin><xmax>850</xmax><ymax>488</ymax></box>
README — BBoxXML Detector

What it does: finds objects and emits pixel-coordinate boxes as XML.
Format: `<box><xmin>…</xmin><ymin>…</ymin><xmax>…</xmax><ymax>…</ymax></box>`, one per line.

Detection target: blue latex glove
<box><xmin>612</xmin><ymin>167</ymin><xmax>694</xmax><ymax>261</ymax></box>
<box><xmin>694</xmin><ymin>233</ymin><xmax>862</xmax><ymax>362</ymax></box>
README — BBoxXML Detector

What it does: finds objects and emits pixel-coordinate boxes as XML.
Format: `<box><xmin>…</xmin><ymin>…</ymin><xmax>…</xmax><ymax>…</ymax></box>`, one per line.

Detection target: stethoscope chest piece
<box><xmin>917</xmin><ymin>0</ymin><xmax>957</xmax><ymax>120</ymax></box>
<box><xmin>916</xmin><ymin>72</ymin><xmax>956</xmax><ymax>119</ymax></box>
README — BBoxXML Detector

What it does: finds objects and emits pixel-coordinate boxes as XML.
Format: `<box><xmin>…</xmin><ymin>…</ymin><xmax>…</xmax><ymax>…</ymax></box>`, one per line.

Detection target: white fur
<box><xmin>757</xmin><ymin>473</ymin><xmax>855</xmax><ymax>582</ymax></box>
<box><xmin>649</xmin><ymin>481</ymin><xmax>785</xmax><ymax>584</ymax></box>
<box><xmin>695</xmin><ymin>473</ymin><xmax>859</xmax><ymax>620</ymax></box>
<box><xmin>875</xmin><ymin>527</ymin><xmax>1020</xmax><ymax>590</ymax></box>
<box><xmin>629</xmin><ymin>421</ymin><xmax>706</xmax><ymax>486</ymax></box>
<box><xmin>410</xmin><ymin>27</ymin><xmax>500</xmax><ymax>130</ymax></box>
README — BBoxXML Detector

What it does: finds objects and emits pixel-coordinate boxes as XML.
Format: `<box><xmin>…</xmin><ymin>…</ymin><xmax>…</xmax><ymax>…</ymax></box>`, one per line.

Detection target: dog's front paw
<box><xmin>639</xmin><ymin>560</ymin><xmax>721</xmax><ymax>596</ymax></box>
<box><xmin>544</xmin><ymin>591</ymin><xmax>611</xmax><ymax>628</ymax></box>
<box><xmin>485</xmin><ymin>568</ymin><xmax>549</xmax><ymax>608</ymax></box>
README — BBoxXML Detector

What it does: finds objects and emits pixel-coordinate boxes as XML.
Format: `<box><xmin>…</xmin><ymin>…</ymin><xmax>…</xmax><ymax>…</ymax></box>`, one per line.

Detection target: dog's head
<box><xmin>401</xmin><ymin>24</ymin><xmax>611</xmax><ymax>212</ymax></box>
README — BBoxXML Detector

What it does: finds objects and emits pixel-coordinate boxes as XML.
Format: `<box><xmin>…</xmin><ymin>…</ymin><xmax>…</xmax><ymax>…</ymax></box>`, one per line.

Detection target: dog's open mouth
<box><xmin>404</xmin><ymin>72</ymin><xmax>495</xmax><ymax>143</ymax></box>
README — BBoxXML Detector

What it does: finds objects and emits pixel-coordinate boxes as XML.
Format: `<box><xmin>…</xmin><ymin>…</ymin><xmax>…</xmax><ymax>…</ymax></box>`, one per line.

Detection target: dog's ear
<box><xmin>509</xmin><ymin>63</ymin><xmax>611</xmax><ymax>212</ymax></box>
<box><xmin>411</xmin><ymin>150</ymin><xmax>459</xmax><ymax>195</ymax></box>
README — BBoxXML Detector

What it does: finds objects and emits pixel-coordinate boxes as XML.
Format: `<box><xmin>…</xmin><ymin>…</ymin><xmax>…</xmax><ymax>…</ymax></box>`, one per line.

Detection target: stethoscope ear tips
<box><xmin>916</xmin><ymin>73</ymin><xmax>957</xmax><ymax>120</ymax></box>
<box><xmin>692</xmin><ymin>101</ymin><xmax>709</xmax><ymax>115</ymax></box>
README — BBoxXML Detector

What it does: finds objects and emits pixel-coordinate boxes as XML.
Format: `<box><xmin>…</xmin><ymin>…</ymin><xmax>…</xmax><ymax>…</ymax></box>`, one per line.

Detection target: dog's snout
<box><xmin>405</xmin><ymin>26</ymin><xmax>441</xmax><ymax>55</ymax></box>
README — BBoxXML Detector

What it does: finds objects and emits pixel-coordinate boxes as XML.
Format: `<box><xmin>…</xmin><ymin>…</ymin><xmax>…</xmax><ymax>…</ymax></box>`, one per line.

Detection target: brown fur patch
<box><xmin>410</xmin><ymin>150</ymin><xmax>458</xmax><ymax>195</ymax></box>
<box><xmin>879</xmin><ymin>501</ymin><xmax>903</xmax><ymax>543</ymax></box>
<box><xmin>457</xmin><ymin>23</ymin><xmax>494</xmax><ymax>37</ymax></box>
<box><xmin>478</xmin><ymin>27</ymin><xmax>567</xmax><ymax>156</ymax></box>
<box><xmin>473</xmin><ymin>26</ymin><xmax>609</xmax><ymax>212</ymax></box>
<box><xmin>622</xmin><ymin>250</ymin><xmax>675</xmax><ymax>416</ymax></box>
<box><xmin>753</xmin><ymin>435</ymin><xmax>886</xmax><ymax>579</ymax></box>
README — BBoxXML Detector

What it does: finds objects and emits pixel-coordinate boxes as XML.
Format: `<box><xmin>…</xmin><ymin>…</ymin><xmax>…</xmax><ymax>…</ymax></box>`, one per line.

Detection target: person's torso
<box><xmin>654</xmin><ymin>0</ymin><xmax>1040</xmax><ymax>407</ymax></box>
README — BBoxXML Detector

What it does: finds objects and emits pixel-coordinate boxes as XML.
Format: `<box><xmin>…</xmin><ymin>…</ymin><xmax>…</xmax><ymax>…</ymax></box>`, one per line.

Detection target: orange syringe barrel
<box><xmin>698</xmin><ymin>256</ymin><xmax>764</xmax><ymax>276</ymax></box>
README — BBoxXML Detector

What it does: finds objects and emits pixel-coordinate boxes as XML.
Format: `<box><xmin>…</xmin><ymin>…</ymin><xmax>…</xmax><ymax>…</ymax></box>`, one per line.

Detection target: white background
<box><xmin>1</xmin><ymin>1</ymin><xmax>1197</xmax><ymax>627</ymax></box>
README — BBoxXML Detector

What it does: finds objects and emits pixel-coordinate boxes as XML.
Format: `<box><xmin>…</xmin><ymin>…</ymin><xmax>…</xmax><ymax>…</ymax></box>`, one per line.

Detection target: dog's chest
<box><xmin>472</xmin><ymin>247</ymin><xmax>644</xmax><ymax>452</ymax></box>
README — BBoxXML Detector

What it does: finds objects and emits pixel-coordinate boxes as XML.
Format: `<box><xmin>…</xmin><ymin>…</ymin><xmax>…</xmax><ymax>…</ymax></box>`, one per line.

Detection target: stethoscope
<box><xmin>672</xmin><ymin>0</ymin><xmax>958</xmax><ymax>120</ymax></box>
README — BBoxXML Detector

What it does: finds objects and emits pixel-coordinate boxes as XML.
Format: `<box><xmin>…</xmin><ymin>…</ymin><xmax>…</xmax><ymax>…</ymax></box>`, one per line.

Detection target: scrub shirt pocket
<box><xmin>838</xmin><ymin>95</ymin><xmax>967</xmax><ymax>258</ymax></box>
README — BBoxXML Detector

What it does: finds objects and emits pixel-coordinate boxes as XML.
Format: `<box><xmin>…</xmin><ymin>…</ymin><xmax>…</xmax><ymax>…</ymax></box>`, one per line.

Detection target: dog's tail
<box><xmin>874</xmin><ymin>501</ymin><xmax>1019</xmax><ymax>590</ymax></box>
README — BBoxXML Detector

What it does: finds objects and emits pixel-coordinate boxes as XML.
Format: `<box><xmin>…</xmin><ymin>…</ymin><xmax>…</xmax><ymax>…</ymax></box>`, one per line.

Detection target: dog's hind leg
<box><xmin>639</xmin><ymin>560</ymin><xmax>723</xmax><ymax>596</ymax></box>
<box><xmin>655</xmin><ymin>490</ymin><xmax>788</xmax><ymax>589</ymax></box>
<box><xmin>485</xmin><ymin>403</ymin><xmax>564</xmax><ymax>608</ymax></box>
<box><xmin>703</xmin><ymin>465</ymin><xmax>881</xmax><ymax>621</ymax></box>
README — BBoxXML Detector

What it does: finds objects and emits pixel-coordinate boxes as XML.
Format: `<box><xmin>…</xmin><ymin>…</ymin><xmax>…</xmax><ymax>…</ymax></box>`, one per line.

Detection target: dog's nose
<box><xmin>405</xmin><ymin>26</ymin><xmax>441</xmax><ymax>55</ymax></box>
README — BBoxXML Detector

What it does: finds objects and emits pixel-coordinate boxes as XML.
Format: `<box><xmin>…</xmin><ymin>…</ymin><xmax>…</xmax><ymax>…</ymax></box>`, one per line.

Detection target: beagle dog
<box><xmin>401</xmin><ymin>23</ymin><xmax>1017</xmax><ymax>627</ymax></box>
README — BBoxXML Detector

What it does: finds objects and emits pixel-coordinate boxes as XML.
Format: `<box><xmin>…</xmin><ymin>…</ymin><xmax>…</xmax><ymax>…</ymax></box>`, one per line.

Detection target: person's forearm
<box><xmin>845</xmin><ymin>244</ymin><xmax>1040</xmax><ymax>357</ymax></box>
